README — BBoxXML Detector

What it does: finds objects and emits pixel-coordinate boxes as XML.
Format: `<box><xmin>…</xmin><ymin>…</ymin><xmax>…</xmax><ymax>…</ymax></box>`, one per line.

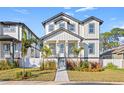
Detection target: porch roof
<box><xmin>0</xmin><ymin>35</ymin><xmax>19</xmax><ymax>42</ymax></box>
<box><xmin>40</xmin><ymin>28</ymin><xmax>84</xmax><ymax>41</ymax></box>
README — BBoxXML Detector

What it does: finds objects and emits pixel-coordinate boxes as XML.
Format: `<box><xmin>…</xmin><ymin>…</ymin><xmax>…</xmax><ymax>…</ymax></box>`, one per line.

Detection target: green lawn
<box><xmin>0</xmin><ymin>68</ymin><xmax>56</xmax><ymax>81</ymax></box>
<box><xmin>68</xmin><ymin>69</ymin><xmax>124</xmax><ymax>82</ymax></box>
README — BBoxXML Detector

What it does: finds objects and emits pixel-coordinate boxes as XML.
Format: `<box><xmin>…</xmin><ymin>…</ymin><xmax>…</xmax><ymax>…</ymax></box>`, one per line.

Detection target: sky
<box><xmin>0</xmin><ymin>7</ymin><xmax>124</xmax><ymax>38</ymax></box>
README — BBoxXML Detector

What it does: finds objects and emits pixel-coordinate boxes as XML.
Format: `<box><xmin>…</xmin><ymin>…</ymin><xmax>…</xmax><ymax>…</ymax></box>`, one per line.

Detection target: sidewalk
<box><xmin>55</xmin><ymin>69</ymin><xmax>69</xmax><ymax>82</ymax></box>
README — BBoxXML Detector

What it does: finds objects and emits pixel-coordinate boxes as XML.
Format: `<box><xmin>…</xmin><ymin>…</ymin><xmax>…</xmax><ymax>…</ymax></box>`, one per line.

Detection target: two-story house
<box><xmin>0</xmin><ymin>22</ymin><xmax>40</xmax><ymax>67</ymax></box>
<box><xmin>40</xmin><ymin>12</ymin><xmax>103</xmax><ymax>69</ymax></box>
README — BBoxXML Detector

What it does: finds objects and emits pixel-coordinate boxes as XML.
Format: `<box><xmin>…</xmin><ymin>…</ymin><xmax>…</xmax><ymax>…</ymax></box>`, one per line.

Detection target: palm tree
<box><xmin>21</xmin><ymin>29</ymin><xmax>34</xmax><ymax>74</ymax></box>
<box><xmin>41</xmin><ymin>45</ymin><xmax>52</xmax><ymax>70</ymax></box>
<box><xmin>72</xmin><ymin>44</ymin><xmax>83</xmax><ymax>63</ymax></box>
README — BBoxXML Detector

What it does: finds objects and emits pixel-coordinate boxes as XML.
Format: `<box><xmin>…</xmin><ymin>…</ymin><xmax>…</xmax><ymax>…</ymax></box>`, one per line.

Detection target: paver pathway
<box><xmin>55</xmin><ymin>69</ymin><xmax>69</xmax><ymax>82</ymax></box>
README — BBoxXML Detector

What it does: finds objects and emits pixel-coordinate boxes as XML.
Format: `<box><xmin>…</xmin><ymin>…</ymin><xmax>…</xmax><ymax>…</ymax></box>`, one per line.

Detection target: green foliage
<box><xmin>16</xmin><ymin>71</ymin><xmax>32</xmax><ymax>79</ymax></box>
<box><xmin>40</xmin><ymin>61</ymin><xmax>56</xmax><ymax>70</ymax></box>
<box><xmin>106</xmin><ymin>63</ymin><xmax>118</xmax><ymax>70</ymax></box>
<box><xmin>67</xmin><ymin>60</ymin><xmax>103</xmax><ymax>72</ymax></box>
<box><xmin>101</xmin><ymin>28</ymin><xmax>124</xmax><ymax>50</ymax></box>
<box><xmin>41</xmin><ymin>45</ymin><xmax>52</xmax><ymax>58</ymax></box>
<box><xmin>80</xmin><ymin>60</ymin><xmax>89</xmax><ymax>69</ymax></box>
<box><xmin>0</xmin><ymin>60</ymin><xmax>19</xmax><ymax>70</ymax></box>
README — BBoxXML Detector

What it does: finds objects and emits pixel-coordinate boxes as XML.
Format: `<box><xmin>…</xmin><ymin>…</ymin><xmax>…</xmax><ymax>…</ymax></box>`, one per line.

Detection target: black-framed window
<box><xmin>88</xmin><ymin>43</ymin><xmax>95</xmax><ymax>54</ymax></box>
<box><xmin>89</xmin><ymin>23</ymin><xmax>95</xmax><ymax>33</ymax></box>
<box><xmin>48</xmin><ymin>24</ymin><xmax>54</xmax><ymax>32</ymax></box>
<box><xmin>59</xmin><ymin>22</ymin><xmax>65</xmax><ymax>28</ymax></box>
<box><xmin>68</xmin><ymin>24</ymin><xmax>75</xmax><ymax>32</ymax></box>
<box><xmin>3</xmin><ymin>44</ymin><xmax>10</xmax><ymax>51</ymax></box>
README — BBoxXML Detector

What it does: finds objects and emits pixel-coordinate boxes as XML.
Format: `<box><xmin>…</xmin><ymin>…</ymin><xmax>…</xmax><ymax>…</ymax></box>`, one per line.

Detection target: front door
<box><xmin>59</xmin><ymin>43</ymin><xmax>65</xmax><ymax>57</ymax></box>
<box><xmin>58</xmin><ymin>58</ymin><xmax>66</xmax><ymax>70</ymax></box>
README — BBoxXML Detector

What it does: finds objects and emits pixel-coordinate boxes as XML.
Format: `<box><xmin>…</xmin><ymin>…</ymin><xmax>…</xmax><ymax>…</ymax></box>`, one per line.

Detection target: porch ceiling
<box><xmin>0</xmin><ymin>35</ymin><xmax>19</xmax><ymax>42</ymax></box>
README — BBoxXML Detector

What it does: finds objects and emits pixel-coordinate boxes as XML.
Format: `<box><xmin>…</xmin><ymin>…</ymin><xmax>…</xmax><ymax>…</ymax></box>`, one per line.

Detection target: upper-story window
<box><xmin>88</xmin><ymin>43</ymin><xmax>95</xmax><ymax>54</ymax></box>
<box><xmin>3</xmin><ymin>25</ymin><xmax>16</xmax><ymax>32</ymax></box>
<box><xmin>68</xmin><ymin>24</ymin><xmax>75</xmax><ymax>32</ymax></box>
<box><xmin>89</xmin><ymin>23</ymin><xmax>95</xmax><ymax>33</ymax></box>
<box><xmin>48</xmin><ymin>24</ymin><xmax>54</xmax><ymax>32</ymax></box>
<box><xmin>59</xmin><ymin>22</ymin><xmax>65</xmax><ymax>28</ymax></box>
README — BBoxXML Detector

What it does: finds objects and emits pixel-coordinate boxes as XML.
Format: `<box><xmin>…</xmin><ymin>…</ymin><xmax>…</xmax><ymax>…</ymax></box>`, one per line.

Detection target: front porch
<box><xmin>44</xmin><ymin>40</ymin><xmax>83</xmax><ymax>58</ymax></box>
<box><xmin>0</xmin><ymin>35</ymin><xmax>21</xmax><ymax>61</ymax></box>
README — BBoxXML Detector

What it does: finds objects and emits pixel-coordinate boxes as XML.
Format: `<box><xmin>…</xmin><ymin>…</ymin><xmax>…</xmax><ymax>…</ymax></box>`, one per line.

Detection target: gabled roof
<box><xmin>0</xmin><ymin>35</ymin><xmax>19</xmax><ymax>41</ymax></box>
<box><xmin>40</xmin><ymin>28</ymin><xmax>84</xmax><ymax>41</ymax></box>
<box><xmin>42</xmin><ymin>12</ymin><xmax>81</xmax><ymax>26</ymax></box>
<box><xmin>100</xmin><ymin>45</ymin><xmax>124</xmax><ymax>56</ymax></box>
<box><xmin>42</xmin><ymin>12</ymin><xmax>103</xmax><ymax>26</ymax></box>
<box><xmin>82</xmin><ymin>16</ymin><xmax>103</xmax><ymax>25</ymax></box>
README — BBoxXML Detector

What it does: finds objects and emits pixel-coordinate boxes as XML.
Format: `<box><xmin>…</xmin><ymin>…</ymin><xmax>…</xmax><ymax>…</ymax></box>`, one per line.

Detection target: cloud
<box><xmin>13</xmin><ymin>9</ymin><xmax>30</xmax><ymax>14</ymax></box>
<box><xmin>119</xmin><ymin>24</ymin><xmax>124</xmax><ymax>28</ymax></box>
<box><xmin>65</xmin><ymin>12</ymin><xmax>74</xmax><ymax>16</ymax></box>
<box><xmin>84</xmin><ymin>15</ymin><xmax>89</xmax><ymax>18</ymax></box>
<box><xmin>110</xmin><ymin>17</ymin><xmax>117</xmax><ymax>21</ymax></box>
<box><xmin>64</xmin><ymin>7</ymin><xmax>71</xmax><ymax>9</ymax></box>
<box><xmin>75</xmin><ymin>7</ymin><xmax>97</xmax><ymax>12</ymax></box>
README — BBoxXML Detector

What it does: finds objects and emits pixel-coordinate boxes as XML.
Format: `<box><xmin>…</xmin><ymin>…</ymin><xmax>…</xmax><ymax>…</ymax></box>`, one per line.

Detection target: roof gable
<box><xmin>40</xmin><ymin>28</ymin><xmax>84</xmax><ymax>41</ymax></box>
<box><xmin>42</xmin><ymin>12</ymin><xmax>81</xmax><ymax>26</ymax></box>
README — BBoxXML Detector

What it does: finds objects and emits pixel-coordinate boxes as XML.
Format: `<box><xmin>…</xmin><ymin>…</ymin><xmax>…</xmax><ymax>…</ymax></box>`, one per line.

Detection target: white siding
<box><xmin>44</xmin><ymin>31</ymin><xmax>80</xmax><ymax>41</ymax></box>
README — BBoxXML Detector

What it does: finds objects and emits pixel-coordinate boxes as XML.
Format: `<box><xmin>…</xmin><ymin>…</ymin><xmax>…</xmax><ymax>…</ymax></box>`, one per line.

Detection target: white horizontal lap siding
<box><xmin>83</xmin><ymin>20</ymin><xmax>99</xmax><ymax>39</ymax></box>
<box><xmin>83</xmin><ymin>40</ymin><xmax>99</xmax><ymax>58</ymax></box>
<box><xmin>44</xmin><ymin>31</ymin><xmax>80</xmax><ymax>41</ymax></box>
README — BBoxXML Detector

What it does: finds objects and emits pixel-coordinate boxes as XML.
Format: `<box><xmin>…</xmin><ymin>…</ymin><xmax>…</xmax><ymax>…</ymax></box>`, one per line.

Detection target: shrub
<box><xmin>40</xmin><ymin>61</ymin><xmax>56</xmax><ymax>70</ymax></box>
<box><xmin>80</xmin><ymin>60</ymin><xmax>89</xmax><ymax>69</ymax></box>
<box><xmin>48</xmin><ymin>61</ymin><xmax>56</xmax><ymax>70</ymax></box>
<box><xmin>106</xmin><ymin>63</ymin><xmax>118</xmax><ymax>70</ymax></box>
<box><xmin>67</xmin><ymin>60</ymin><xmax>77</xmax><ymax>70</ymax></box>
<box><xmin>0</xmin><ymin>60</ymin><xmax>11</xmax><ymax>70</ymax></box>
<box><xmin>16</xmin><ymin>71</ymin><xmax>32</xmax><ymax>79</ymax></box>
<box><xmin>0</xmin><ymin>59</ymin><xmax>19</xmax><ymax>70</ymax></box>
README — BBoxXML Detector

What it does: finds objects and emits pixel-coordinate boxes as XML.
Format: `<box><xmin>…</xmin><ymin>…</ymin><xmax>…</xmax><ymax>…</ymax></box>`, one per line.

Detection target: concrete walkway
<box><xmin>55</xmin><ymin>69</ymin><xmax>69</xmax><ymax>82</ymax></box>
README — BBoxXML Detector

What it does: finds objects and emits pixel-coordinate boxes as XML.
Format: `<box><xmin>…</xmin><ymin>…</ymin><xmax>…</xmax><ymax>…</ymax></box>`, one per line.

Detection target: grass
<box><xmin>68</xmin><ymin>69</ymin><xmax>124</xmax><ymax>82</ymax></box>
<box><xmin>0</xmin><ymin>68</ymin><xmax>56</xmax><ymax>81</ymax></box>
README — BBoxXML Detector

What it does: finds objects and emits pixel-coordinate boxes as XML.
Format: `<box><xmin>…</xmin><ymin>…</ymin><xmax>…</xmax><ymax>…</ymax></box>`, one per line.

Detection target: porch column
<box><xmin>65</xmin><ymin>40</ymin><xmax>68</xmax><ymax>57</ymax></box>
<box><xmin>56</xmin><ymin>40</ymin><xmax>59</xmax><ymax>57</ymax></box>
<box><xmin>12</xmin><ymin>41</ymin><xmax>14</xmax><ymax>62</ymax></box>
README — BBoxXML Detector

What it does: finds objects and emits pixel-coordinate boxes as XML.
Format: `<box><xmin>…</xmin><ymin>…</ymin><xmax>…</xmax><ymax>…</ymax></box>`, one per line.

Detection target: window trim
<box><xmin>88</xmin><ymin>43</ymin><xmax>95</xmax><ymax>54</ymax></box>
<box><xmin>88</xmin><ymin>23</ymin><xmax>95</xmax><ymax>34</ymax></box>
<box><xmin>68</xmin><ymin>23</ymin><xmax>75</xmax><ymax>32</ymax></box>
<box><xmin>48</xmin><ymin>24</ymin><xmax>54</xmax><ymax>32</ymax></box>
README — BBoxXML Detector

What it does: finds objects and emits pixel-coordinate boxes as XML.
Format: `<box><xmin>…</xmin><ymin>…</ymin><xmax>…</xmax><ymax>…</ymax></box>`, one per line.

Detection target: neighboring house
<box><xmin>0</xmin><ymin>22</ymin><xmax>40</xmax><ymax>67</ymax></box>
<box><xmin>100</xmin><ymin>45</ymin><xmax>124</xmax><ymax>68</ymax></box>
<box><xmin>40</xmin><ymin>12</ymin><xmax>103</xmax><ymax>69</ymax></box>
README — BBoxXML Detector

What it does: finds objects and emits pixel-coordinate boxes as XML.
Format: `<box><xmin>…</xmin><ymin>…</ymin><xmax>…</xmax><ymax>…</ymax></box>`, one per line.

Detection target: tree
<box><xmin>72</xmin><ymin>44</ymin><xmax>83</xmax><ymax>63</ymax></box>
<box><xmin>41</xmin><ymin>45</ymin><xmax>52</xmax><ymax>70</ymax></box>
<box><xmin>21</xmin><ymin>28</ymin><xmax>34</xmax><ymax>74</ymax></box>
<box><xmin>101</xmin><ymin>28</ymin><xmax>124</xmax><ymax>51</ymax></box>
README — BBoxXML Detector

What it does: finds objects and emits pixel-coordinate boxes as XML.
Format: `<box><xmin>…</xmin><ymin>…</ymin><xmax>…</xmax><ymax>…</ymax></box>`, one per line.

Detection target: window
<box><xmin>68</xmin><ymin>43</ymin><xmax>76</xmax><ymax>56</ymax></box>
<box><xmin>14</xmin><ymin>44</ymin><xmax>17</xmax><ymax>51</ymax></box>
<box><xmin>48</xmin><ymin>24</ymin><xmax>54</xmax><ymax>32</ymax></box>
<box><xmin>59</xmin><ymin>43</ymin><xmax>65</xmax><ymax>53</ymax></box>
<box><xmin>59</xmin><ymin>22</ymin><xmax>65</xmax><ymax>28</ymax></box>
<box><xmin>68</xmin><ymin>24</ymin><xmax>75</xmax><ymax>32</ymax></box>
<box><xmin>88</xmin><ymin>43</ymin><xmax>95</xmax><ymax>54</ymax></box>
<box><xmin>3</xmin><ymin>44</ymin><xmax>10</xmax><ymax>51</ymax></box>
<box><xmin>89</xmin><ymin>23</ymin><xmax>95</xmax><ymax>33</ymax></box>
<box><xmin>49</xmin><ymin>43</ymin><xmax>56</xmax><ymax>56</ymax></box>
